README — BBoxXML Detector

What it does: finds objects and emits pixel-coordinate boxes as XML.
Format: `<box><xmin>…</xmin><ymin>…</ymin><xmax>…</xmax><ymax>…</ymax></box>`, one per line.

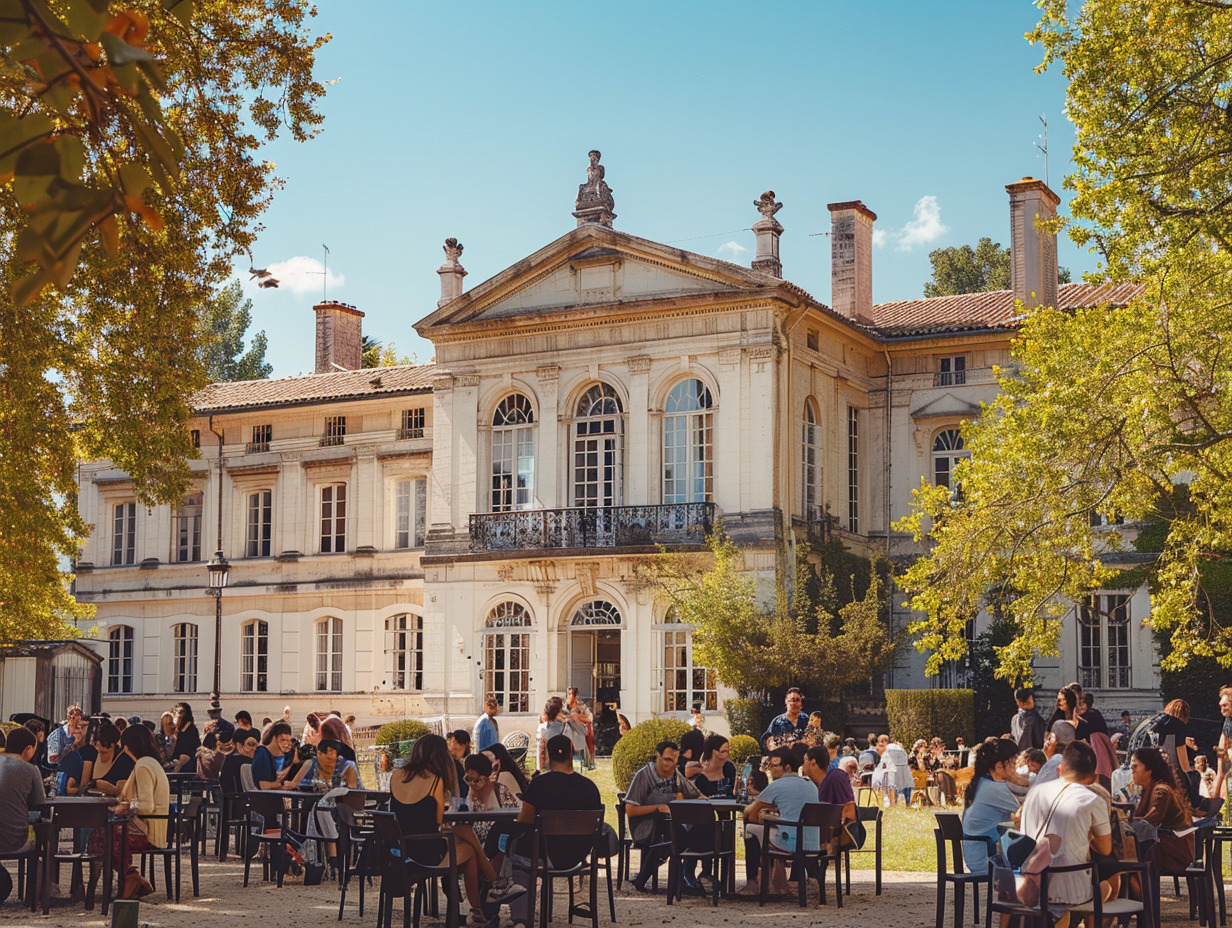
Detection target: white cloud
<box><xmin>258</xmin><ymin>255</ymin><xmax>346</xmax><ymax>298</ymax></box>
<box><xmin>895</xmin><ymin>195</ymin><xmax>949</xmax><ymax>251</ymax></box>
<box><xmin>716</xmin><ymin>241</ymin><xmax>748</xmax><ymax>262</ymax></box>
<box><xmin>871</xmin><ymin>228</ymin><xmax>888</xmax><ymax>248</ymax></box>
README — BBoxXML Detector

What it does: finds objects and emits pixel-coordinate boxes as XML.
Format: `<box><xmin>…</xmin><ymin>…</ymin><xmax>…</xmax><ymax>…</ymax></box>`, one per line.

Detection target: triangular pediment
<box><xmin>415</xmin><ymin>224</ymin><xmax>791</xmax><ymax>334</ymax></box>
<box><xmin>910</xmin><ymin>391</ymin><xmax>983</xmax><ymax>421</ymax></box>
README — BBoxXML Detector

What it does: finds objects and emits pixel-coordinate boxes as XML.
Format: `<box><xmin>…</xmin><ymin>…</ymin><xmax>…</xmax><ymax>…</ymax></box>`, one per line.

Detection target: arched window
<box><xmin>802</xmin><ymin>399</ymin><xmax>821</xmax><ymax>519</ymax></box>
<box><xmin>315</xmin><ymin>617</ymin><xmax>343</xmax><ymax>691</ymax></box>
<box><xmin>491</xmin><ymin>394</ymin><xmax>535</xmax><ymax>512</ymax></box>
<box><xmin>484</xmin><ymin>602</ymin><xmax>531</xmax><ymax>713</ymax></box>
<box><xmin>240</xmin><ymin>620</ymin><xmax>268</xmax><ymax>692</ymax></box>
<box><xmin>107</xmin><ymin>625</ymin><xmax>133</xmax><ymax>694</ymax></box>
<box><xmin>657</xmin><ymin>607</ymin><xmax>716</xmax><ymax>712</ymax></box>
<box><xmin>570</xmin><ymin>600</ymin><xmax>622</xmax><ymax>627</ymax></box>
<box><xmin>932</xmin><ymin>429</ymin><xmax>970</xmax><ymax>490</ymax></box>
<box><xmin>663</xmin><ymin>379</ymin><xmax>714</xmax><ymax>503</ymax></box>
<box><xmin>173</xmin><ymin>623</ymin><xmax>197</xmax><ymax>693</ymax></box>
<box><xmin>574</xmin><ymin>384</ymin><xmax>623</xmax><ymax>507</ymax></box>
<box><xmin>386</xmin><ymin>613</ymin><xmax>424</xmax><ymax>691</ymax></box>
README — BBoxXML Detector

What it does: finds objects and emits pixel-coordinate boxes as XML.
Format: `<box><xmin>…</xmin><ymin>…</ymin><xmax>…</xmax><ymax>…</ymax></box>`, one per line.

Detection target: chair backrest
<box><xmin>48</xmin><ymin>801</ymin><xmax>110</xmax><ymax>829</ymax></box>
<box><xmin>335</xmin><ymin>790</ymin><xmax>366</xmax><ymax>812</ymax></box>
<box><xmin>539</xmin><ymin>808</ymin><xmax>604</xmax><ymax>838</ymax></box>
<box><xmin>502</xmin><ymin>731</ymin><xmax>530</xmax><ymax>750</ymax></box>
<box><xmin>370</xmin><ymin>810</ymin><xmax>402</xmax><ymax>844</ymax></box>
<box><xmin>246</xmin><ymin>791</ymin><xmax>286</xmax><ymax>825</ymax></box>
<box><xmin>336</xmin><ymin>801</ymin><xmax>361</xmax><ymax>832</ymax></box>
<box><xmin>667</xmin><ymin>800</ymin><xmax>717</xmax><ymax>827</ymax></box>
<box><xmin>800</xmin><ymin>802</ymin><xmax>844</xmax><ymax>830</ymax></box>
<box><xmin>240</xmin><ymin>764</ymin><xmax>257</xmax><ymax>793</ymax></box>
<box><xmin>857</xmin><ymin>805</ymin><xmax>881</xmax><ymax>824</ymax></box>
<box><xmin>933</xmin><ymin>812</ymin><xmax>963</xmax><ymax>874</ymax></box>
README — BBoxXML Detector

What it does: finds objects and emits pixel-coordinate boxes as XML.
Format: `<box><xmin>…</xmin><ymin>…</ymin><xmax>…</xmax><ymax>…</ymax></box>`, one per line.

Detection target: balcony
<box><xmin>469</xmin><ymin>503</ymin><xmax>715</xmax><ymax>554</ymax></box>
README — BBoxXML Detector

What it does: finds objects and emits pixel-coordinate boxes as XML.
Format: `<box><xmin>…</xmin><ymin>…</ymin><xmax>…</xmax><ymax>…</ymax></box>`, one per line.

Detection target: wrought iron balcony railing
<box><xmin>469</xmin><ymin>503</ymin><xmax>715</xmax><ymax>553</ymax></box>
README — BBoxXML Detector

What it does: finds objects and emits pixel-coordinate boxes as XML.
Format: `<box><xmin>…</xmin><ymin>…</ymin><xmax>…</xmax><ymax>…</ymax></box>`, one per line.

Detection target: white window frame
<box><xmin>320</xmin><ymin>483</ymin><xmax>347</xmax><ymax>553</ymax></box>
<box><xmin>1078</xmin><ymin>593</ymin><xmax>1132</xmax><ymax>690</ymax></box>
<box><xmin>662</xmin><ymin>379</ymin><xmax>713</xmax><ymax>504</ymax></box>
<box><xmin>491</xmin><ymin>394</ymin><xmax>536</xmax><ymax>512</ymax></box>
<box><xmin>173</xmin><ymin>622</ymin><xmax>198</xmax><ymax>693</ymax></box>
<box><xmin>246</xmin><ymin>489</ymin><xmax>273</xmax><ymax>558</ymax></box>
<box><xmin>172</xmin><ymin>493</ymin><xmax>203</xmax><ymax>563</ymax></box>
<box><xmin>385</xmin><ymin>613</ymin><xmax>424</xmax><ymax>691</ymax></box>
<box><xmin>240</xmin><ymin>619</ymin><xmax>269</xmax><ymax>692</ymax></box>
<box><xmin>655</xmin><ymin>609</ymin><xmax>717</xmax><ymax>713</ymax></box>
<box><xmin>112</xmin><ymin>501</ymin><xmax>136</xmax><ymax>566</ymax></box>
<box><xmin>394</xmin><ymin>477</ymin><xmax>428</xmax><ymax>549</ymax></box>
<box><xmin>802</xmin><ymin>399</ymin><xmax>821</xmax><ymax>520</ymax></box>
<box><xmin>932</xmin><ymin>429</ymin><xmax>970</xmax><ymax>492</ymax></box>
<box><xmin>107</xmin><ymin>625</ymin><xmax>133</xmax><ymax>694</ymax></box>
<box><xmin>315</xmin><ymin>616</ymin><xmax>343</xmax><ymax>692</ymax></box>
<box><xmin>847</xmin><ymin>407</ymin><xmax>859</xmax><ymax>532</ymax></box>
<box><xmin>484</xmin><ymin>602</ymin><xmax>532</xmax><ymax>713</ymax></box>
<box><xmin>574</xmin><ymin>384</ymin><xmax>624</xmax><ymax>508</ymax></box>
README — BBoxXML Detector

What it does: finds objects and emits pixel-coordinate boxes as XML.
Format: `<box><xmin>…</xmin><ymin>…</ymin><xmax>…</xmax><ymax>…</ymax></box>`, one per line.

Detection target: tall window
<box><xmin>112</xmin><ymin>501</ymin><xmax>136</xmax><ymax>565</ymax></box>
<box><xmin>847</xmin><ymin>407</ymin><xmax>859</xmax><ymax>532</ymax></box>
<box><xmin>659</xmin><ymin>609</ymin><xmax>717</xmax><ymax>712</ymax></box>
<box><xmin>484</xmin><ymin>602</ymin><xmax>531</xmax><ymax>713</ymax></box>
<box><xmin>240</xmin><ymin>620</ymin><xmax>268</xmax><ymax>692</ymax></box>
<box><xmin>107</xmin><ymin>625</ymin><xmax>133</xmax><ymax>694</ymax></box>
<box><xmin>320</xmin><ymin>483</ymin><xmax>346</xmax><ymax>553</ymax></box>
<box><xmin>1079</xmin><ymin>594</ymin><xmax>1132</xmax><ymax>689</ymax></box>
<box><xmin>932</xmin><ymin>429</ymin><xmax>970</xmax><ymax>491</ymax></box>
<box><xmin>662</xmin><ymin>379</ymin><xmax>713</xmax><ymax>504</ymax></box>
<box><xmin>802</xmin><ymin>399</ymin><xmax>821</xmax><ymax>519</ymax></box>
<box><xmin>395</xmin><ymin>477</ymin><xmax>428</xmax><ymax>548</ymax></box>
<box><xmin>937</xmin><ymin>356</ymin><xmax>967</xmax><ymax>386</ymax></box>
<box><xmin>173</xmin><ymin>623</ymin><xmax>198</xmax><ymax>693</ymax></box>
<box><xmin>574</xmin><ymin>384</ymin><xmax>623</xmax><ymax>507</ymax></box>
<box><xmin>246</xmin><ymin>490</ymin><xmax>273</xmax><ymax>557</ymax></box>
<box><xmin>386</xmin><ymin>614</ymin><xmax>424</xmax><ymax>690</ymax></box>
<box><xmin>491</xmin><ymin>394</ymin><xmax>535</xmax><ymax>512</ymax></box>
<box><xmin>173</xmin><ymin>493</ymin><xmax>203</xmax><ymax>563</ymax></box>
<box><xmin>399</xmin><ymin>408</ymin><xmax>425</xmax><ymax>440</ymax></box>
<box><xmin>315</xmin><ymin>617</ymin><xmax>343</xmax><ymax>691</ymax></box>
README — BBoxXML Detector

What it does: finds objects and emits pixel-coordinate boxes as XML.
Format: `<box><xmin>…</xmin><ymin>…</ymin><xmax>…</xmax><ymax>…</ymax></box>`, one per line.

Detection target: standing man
<box><xmin>1011</xmin><ymin>688</ymin><xmax>1046</xmax><ymax>751</ymax></box>
<box><xmin>473</xmin><ymin>696</ymin><xmax>502</xmax><ymax>753</ymax></box>
<box><xmin>566</xmin><ymin>687</ymin><xmax>594</xmax><ymax>769</ymax></box>
<box><xmin>761</xmin><ymin>688</ymin><xmax>808</xmax><ymax>750</ymax></box>
<box><xmin>507</xmin><ymin>734</ymin><xmax>602</xmax><ymax>927</ymax></box>
<box><xmin>624</xmin><ymin>740</ymin><xmax>703</xmax><ymax>893</ymax></box>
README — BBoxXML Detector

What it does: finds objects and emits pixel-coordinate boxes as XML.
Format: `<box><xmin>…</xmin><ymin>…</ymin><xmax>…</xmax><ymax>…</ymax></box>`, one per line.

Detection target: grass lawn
<box><xmin>584</xmin><ymin>758</ymin><xmax>938</xmax><ymax>872</ymax></box>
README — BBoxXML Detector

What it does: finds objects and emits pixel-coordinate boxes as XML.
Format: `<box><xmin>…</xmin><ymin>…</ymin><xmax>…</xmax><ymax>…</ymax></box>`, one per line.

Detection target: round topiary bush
<box><xmin>611</xmin><ymin>717</ymin><xmax>690</xmax><ymax>791</ymax></box>
<box><xmin>375</xmin><ymin>718</ymin><xmax>431</xmax><ymax>748</ymax></box>
<box><xmin>728</xmin><ymin>734</ymin><xmax>761</xmax><ymax>768</ymax></box>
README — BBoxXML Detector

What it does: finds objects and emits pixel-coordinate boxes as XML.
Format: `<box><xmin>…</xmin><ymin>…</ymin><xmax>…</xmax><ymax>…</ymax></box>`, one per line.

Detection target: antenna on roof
<box><xmin>322</xmin><ymin>244</ymin><xmax>330</xmax><ymax>300</ymax></box>
<box><xmin>1035</xmin><ymin>114</ymin><xmax>1049</xmax><ymax>187</ymax></box>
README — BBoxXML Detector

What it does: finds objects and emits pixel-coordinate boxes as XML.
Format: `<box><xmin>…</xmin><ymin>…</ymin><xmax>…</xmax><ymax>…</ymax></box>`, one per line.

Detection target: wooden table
<box><xmin>34</xmin><ymin>796</ymin><xmax>122</xmax><ymax>916</ymax></box>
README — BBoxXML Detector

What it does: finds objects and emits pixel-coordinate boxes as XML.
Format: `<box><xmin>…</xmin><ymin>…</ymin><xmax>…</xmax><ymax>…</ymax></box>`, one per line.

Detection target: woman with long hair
<box><xmin>535</xmin><ymin>699</ymin><xmax>565</xmax><ymax>771</ymax></box>
<box><xmin>481</xmin><ymin>741</ymin><xmax>529</xmax><ymax>798</ymax></box>
<box><xmin>169</xmin><ymin>701</ymin><xmax>200</xmax><ymax>773</ymax></box>
<box><xmin>1132</xmin><ymin>746</ymin><xmax>1196</xmax><ymax>874</ymax></box>
<box><xmin>961</xmin><ymin>738</ymin><xmax>1022</xmax><ymax>876</ymax></box>
<box><xmin>156</xmin><ymin>711</ymin><xmax>176</xmax><ymax>766</ymax></box>
<box><xmin>89</xmin><ymin>724</ymin><xmax>168</xmax><ymax>899</ymax></box>
<box><xmin>301</xmin><ymin>712</ymin><xmax>322</xmax><ymax>746</ymax></box>
<box><xmin>1048</xmin><ymin>687</ymin><xmax>1079</xmax><ymax>730</ymax></box>
<box><xmin>691</xmin><ymin>734</ymin><xmax>736</xmax><ymax>797</ymax></box>
<box><xmin>389</xmin><ymin>734</ymin><xmax>522</xmax><ymax>925</ymax></box>
<box><xmin>678</xmin><ymin>727</ymin><xmax>706</xmax><ymax>778</ymax></box>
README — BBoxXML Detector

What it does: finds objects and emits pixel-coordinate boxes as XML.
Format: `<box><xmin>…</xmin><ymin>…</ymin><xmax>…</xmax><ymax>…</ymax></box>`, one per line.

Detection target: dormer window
<box><xmin>936</xmin><ymin>356</ymin><xmax>966</xmax><ymax>386</ymax></box>
<box><xmin>248</xmin><ymin>424</ymin><xmax>272</xmax><ymax>454</ymax></box>
<box><xmin>321</xmin><ymin>416</ymin><xmax>346</xmax><ymax>447</ymax></box>
<box><xmin>399</xmin><ymin>408</ymin><xmax>425</xmax><ymax>440</ymax></box>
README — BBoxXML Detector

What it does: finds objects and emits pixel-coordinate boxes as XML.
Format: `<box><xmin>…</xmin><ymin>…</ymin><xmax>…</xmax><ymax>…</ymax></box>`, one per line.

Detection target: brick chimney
<box><xmin>314</xmin><ymin>301</ymin><xmax>364</xmax><ymax>373</ymax></box>
<box><xmin>438</xmin><ymin>237</ymin><xmax>467</xmax><ymax>307</ymax></box>
<box><xmin>1006</xmin><ymin>177</ymin><xmax>1061</xmax><ymax>309</ymax></box>
<box><xmin>827</xmin><ymin>200</ymin><xmax>876</xmax><ymax>324</ymax></box>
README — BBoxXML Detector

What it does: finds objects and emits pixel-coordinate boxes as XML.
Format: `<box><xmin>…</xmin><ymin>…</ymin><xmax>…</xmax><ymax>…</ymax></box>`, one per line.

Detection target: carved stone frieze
<box><xmin>536</xmin><ymin>364</ymin><xmax>561</xmax><ymax>383</ymax></box>
<box><xmin>626</xmin><ymin>356</ymin><xmax>652</xmax><ymax>374</ymax></box>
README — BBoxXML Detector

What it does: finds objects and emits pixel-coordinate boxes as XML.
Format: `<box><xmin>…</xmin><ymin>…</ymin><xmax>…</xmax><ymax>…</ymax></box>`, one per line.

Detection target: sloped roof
<box><xmin>192</xmin><ymin>363</ymin><xmax>435</xmax><ymax>414</ymax></box>
<box><xmin>869</xmin><ymin>281</ymin><xmax>1145</xmax><ymax>337</ymax></box>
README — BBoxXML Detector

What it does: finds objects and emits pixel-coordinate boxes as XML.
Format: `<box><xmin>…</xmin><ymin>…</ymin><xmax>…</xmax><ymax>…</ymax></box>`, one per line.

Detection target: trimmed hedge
<box><xmin>728</xmin><ymin>734</ymin><xmax>760</xmax><ymax>767</ymax></box>
<box><xmin>374</xmin><ymin>719</ymin><xmax>432</xmax><ymax>750</ymax></box>
<box><xmin>885</xmin><ymin>689</ymin><xmax>974</xmax><ymax>748</ymax></box>
<box><xmin>611</xmin><ymin>718</ymin><xmax>690</xmax><ymax>791</ymax></box>
<box><xmin>723</xmin><ymin>697</ymin><xmax>773</xmax><ymax>740</ymax></box>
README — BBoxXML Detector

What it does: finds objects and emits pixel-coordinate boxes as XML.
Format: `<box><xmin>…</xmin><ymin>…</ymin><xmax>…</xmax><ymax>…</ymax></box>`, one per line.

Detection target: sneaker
<box><xmin>485</xmin><ymin>878</ymin><xmax>527</xmax><ymax>904</ymax></box>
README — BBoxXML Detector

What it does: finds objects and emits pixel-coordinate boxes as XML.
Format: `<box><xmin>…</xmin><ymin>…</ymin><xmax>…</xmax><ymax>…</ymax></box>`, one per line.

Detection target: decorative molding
<box><xmin>536</xmin><ymin>364</ymin><xmax>561</xmax><ymax>383</ymax></box>
<box><xmin>626</xmin><ymin>355</ymin><xmax>652</xmax><ymax>374</ymax></box>
<box><xmin>429</xmin><ymin>372</ymin><xmax>455</xmax><ymax>391</ymax></box>
<box><xmin>454</xmin><ymin>374</ymin><xmax>481</xmax><ymax>388</ymax></box>
<box><xmin>718</xmin><ymin>348</ymin><xmax>742</xmax><ymax>369</ymax></box>
<box><xmin>744</xmin><ymin>345</ymin><xmax>775</xmax><ymax>361</ymax></box>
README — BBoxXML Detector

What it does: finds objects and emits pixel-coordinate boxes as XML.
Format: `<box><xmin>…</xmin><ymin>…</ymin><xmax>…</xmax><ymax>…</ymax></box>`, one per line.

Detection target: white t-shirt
<box><xmin>1020</xmin><ymin>779</ymin><xmax>1109</xmax><ymax>906</ymax></box>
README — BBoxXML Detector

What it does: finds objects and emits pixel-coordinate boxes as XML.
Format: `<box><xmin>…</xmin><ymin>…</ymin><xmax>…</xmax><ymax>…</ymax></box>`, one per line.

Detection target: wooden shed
<box><xmin>0</xmin><ymin>640</ymin><xmax>103</xmax><ymax>722</ymax></box>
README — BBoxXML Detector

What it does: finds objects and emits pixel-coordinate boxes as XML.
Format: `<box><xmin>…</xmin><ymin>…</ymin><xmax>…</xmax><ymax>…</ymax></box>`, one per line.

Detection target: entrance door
<box><xmin>568</xmin><ymin>629</ymin><xmax>621</xmax><ymax>706</ymax></box>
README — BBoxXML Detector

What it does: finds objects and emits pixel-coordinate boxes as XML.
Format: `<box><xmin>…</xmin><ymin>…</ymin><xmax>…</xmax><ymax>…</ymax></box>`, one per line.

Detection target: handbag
<box><xmin>992</xmin><ymin>783</ymin><xmax>1070</xmax><ymax>906</ymax></box>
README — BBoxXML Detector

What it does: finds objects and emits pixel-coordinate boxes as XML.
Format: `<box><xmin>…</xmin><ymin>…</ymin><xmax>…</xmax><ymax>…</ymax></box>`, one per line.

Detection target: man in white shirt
<box><xmin>1020</xmin><ymin>741</ymin><xmax>1111</xmax><ymax>910</ymax></box>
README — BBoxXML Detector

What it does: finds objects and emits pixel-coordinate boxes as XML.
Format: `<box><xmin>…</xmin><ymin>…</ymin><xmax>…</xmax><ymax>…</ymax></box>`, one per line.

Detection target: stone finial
<box><xmin>573</xmin><ymin>149</ymin><xmax>617</xmax><ymax>228</ymax></box>
<box><xmin>754</xmin><ymin>190</ymin><xmax>783</xmax><ymax>220</ymax></box>
<box><xmin>438</xmin><ymin>237</ymin><xmax>468</xmax><ymax>307</ymax></box>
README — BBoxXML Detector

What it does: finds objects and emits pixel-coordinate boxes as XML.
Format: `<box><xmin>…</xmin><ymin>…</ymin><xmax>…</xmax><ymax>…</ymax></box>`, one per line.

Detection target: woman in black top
<box><xmin>1047</xmin><ymin>686</ymin><xmax>1079</xmax><ymax>730</ymax></box>
<box><xmin>170</xmin><ymin>702</ymin><xmax>201</xmax><ymax>773</ymax></box>
<box><xmin>691</xmin><ymin>734</ymin><xmax>737</xmax><ymax>797</ymax></box>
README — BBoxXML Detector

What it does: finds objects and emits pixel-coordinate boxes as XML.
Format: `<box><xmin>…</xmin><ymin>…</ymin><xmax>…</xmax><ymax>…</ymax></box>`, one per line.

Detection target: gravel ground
<box><xmin>0</xmin><ymin>857</ymin><xmax>1207</xmax><ymax>927</ymax></box>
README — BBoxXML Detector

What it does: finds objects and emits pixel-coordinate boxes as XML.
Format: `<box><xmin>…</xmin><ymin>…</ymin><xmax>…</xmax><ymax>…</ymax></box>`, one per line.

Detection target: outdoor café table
<box><xmin>670</xmin><ymin>798</ymin><xmax>743</xmax><ymax>894</ymax></box>
<box><xmin>443</xmin><ymin>808</ymin><xmax>521</xmax><ymax>825</ymax></box>
<box><xmin>34</xmin><ymin>795</ymin><xmax>123</xmax><ymax>916</ymax></box>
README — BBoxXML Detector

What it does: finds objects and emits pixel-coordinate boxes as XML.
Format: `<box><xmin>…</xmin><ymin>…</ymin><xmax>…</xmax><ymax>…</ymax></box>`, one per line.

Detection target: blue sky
<box><xmin>238</xmin><ymin>1</ymin><xmax>1086</xmax><ymax>377</ymax></box>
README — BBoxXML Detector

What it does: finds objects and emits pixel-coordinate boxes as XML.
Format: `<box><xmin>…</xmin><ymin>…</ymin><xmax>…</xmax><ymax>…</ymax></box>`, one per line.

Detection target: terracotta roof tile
<box><xmin>868</xmin><ymin>281</ymin><xmax>1145</xmax><ymax>336</ymax></box>
<box><xmin>192</xmin><ymin>363</ymin><xmax>436</xmax><ymax>413</ymax></box>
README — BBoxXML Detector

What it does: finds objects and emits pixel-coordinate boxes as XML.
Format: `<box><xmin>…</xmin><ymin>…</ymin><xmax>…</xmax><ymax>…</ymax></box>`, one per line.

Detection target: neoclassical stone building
<box><xmin>69</xmin><ymin>159</ymin><xmax>1159</xmax><ymax>733</ymax></box>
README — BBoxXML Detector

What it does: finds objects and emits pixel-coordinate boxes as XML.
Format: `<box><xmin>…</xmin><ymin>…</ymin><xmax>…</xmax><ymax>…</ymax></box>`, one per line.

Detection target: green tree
<box><xmin>198</xmin><ymin>281</ymin><xmax>271</xmax><ymax>382</ymax></box>
<box><xmin>361</xmin><ymin>334</ymin><xmax>414</xmax><ymax>369</ymax></box>
<box><xmin>0</xmin><ymin>1</ymin><xmax>328</xmax><ymax>641</ymax></box>
<box><xmin>923</xmin><ymin>238</ymin><xmax>1069</xmax><ymax>297</ymax></box>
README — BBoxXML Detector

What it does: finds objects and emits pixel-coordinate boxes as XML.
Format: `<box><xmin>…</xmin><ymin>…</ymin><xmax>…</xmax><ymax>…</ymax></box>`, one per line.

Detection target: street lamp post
<box><xmin>206</xmin><ymin>550</ymin><xmax>230</xmax><ymax>713</ymax></box>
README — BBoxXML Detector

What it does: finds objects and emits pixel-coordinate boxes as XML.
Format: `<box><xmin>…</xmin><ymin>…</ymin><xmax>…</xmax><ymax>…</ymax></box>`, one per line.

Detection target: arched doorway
<box><xmin>567</xmin><ymin>600</ymin><xmax>621</xmax><ymax>706</ymax></box>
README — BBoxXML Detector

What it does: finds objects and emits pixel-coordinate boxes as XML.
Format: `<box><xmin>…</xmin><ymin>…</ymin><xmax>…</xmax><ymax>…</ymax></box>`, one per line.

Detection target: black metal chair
<box><xmin>1182</xmin><ymin>824</ymin><xmax>1217</xmax><ymax>926</ymax></box>
<box><xmin>370</xmin><ymin>810</ymin><xmax>459</xmax><ymax>928</ymax></box>
<box><xmin>986</xmin><ymin>859</ymin><xmax>1115</xmax><ymax>928</ymax></box>
<box><xmin>758</xmin><ymin>802</ymin><xmax>844</xmax><ymax>909</ymax></box>
<box><xmin>217</xmin><ymin>789</ymin><xmax>249</xmax><ymax>860</ymax></box>
<box><xmin>336</xmin><ymin>794</ymin><xmax>379</xmax><ymax>921</ymax></box>
<box><xmin>664</xmin><ymin>800</ymin><xmax>735</xmax><ymax>906</ymax></box>
<box><xmin>47</xmin><ymin>801</ymin><xmax>116</xmax><ymax>915</ymax></box>
<box><xmin>244</xmin><ymin>791</ymin><xmax>296</xmax><ymax>888</ymax></box>
<box><xmin>527</xmin><ymin>808</ymin><xmax>605</xmax><ymax>928</ymax></box>
<box><xmin>0</xmin><ymin>824</ymin><xmax>46</xmax><ymax>911</ymax></box>
<box><xmin>137</xmin><ymin>795</ymin><xmax>202</xmax><ymax>901</ymax></box>
<box><xmin>933</xmin><ymin>811</ymin><xmax>987</xmax><ymax>928</ymax></box>
<box><xmin>842</xmin><ymin>803</ymin><xmax>883</xmax><ymax>894</ymax></box>
<box><xmin>614</xmin><ymin>793</ymin><xmax>665</xmax><ymax>892</ymax></box>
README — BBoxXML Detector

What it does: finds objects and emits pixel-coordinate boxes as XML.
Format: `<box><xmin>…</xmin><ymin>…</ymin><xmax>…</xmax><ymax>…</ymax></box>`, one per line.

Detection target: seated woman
<box><xmin>961</xmin><ymin>738</ymin><xmax>1022</xmax><ymax>876</ymax></box>
<box><xmin>1131</xmin><ymin>746</ymin><xmax>1195</xmax><ymax>875</ymax></box>
<box><xmin>691</xmin><ymin>734</ymin><xmax>736</xmax><ymax>797</ymax></box>
<box><xmin>390</xmin><ymin>734</ymin><xmax>522</xmax><ymax>926</ymax></box>
<box><xmin>89</xmin><ymin>725</ymin><xmax>168</xmax><ymax>899</ymax></box>
<box><xmin>464</xmin><ymin>753</ymin><xmax>520</xmax><ymax>862</ymax></box>
<box><xmin>82</xmin><ymin>720</ymin><xmax>122</xmax><ymax>794</ymax></box>
<box><xmin>288</xmin><ymin>738</ymin><xmax>359</xmax><ymax>864</ymax></box>
<box><xmin>678</xmin><ymin>728</ymin><xmax>706</xmax><ymax>779</ymax></box>
<box><xmin>480</xmin><ymin>741</ymin><xmax>529</xmax><ymax>800</ymax></box>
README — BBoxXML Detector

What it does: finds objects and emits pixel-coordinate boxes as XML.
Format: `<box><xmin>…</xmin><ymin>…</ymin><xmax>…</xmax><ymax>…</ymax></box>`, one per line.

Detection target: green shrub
<box><xmin>611</xmin><ymin>718</ymin><xmax>690</xmax><ymax>791</ymax></box>
<box><xmin>728</xmin><ymin>734</ymin><xmax>760</xmax><ymax>767</ymax></box>
<box><xmin>885</xmin><ymin>689</ymin><xmax>974</xmax><ymax>748</ymax></box>
<box><xmin>374</xmin><ymin>718</ymin><xmax>432</xmax><ymax>752</ymax></box>
<box><xmin>723</xmin><ymin>697</ymin><xmax>772</xmax><ymax>740</ymax></box>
